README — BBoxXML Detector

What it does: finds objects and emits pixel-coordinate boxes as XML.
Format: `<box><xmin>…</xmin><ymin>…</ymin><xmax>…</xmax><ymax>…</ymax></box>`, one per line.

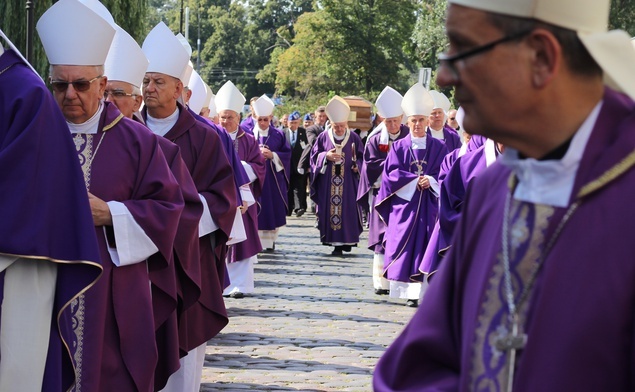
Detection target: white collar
<box><xmin>499</xmin><ymin>100</ymin><xmax>602</xmax><ymax>207</ymax></box>
<box><xmin>429</xmin><ymin>127</ymin><xmax>444</xmax><ymax>140</ymax></box>
<box><xmin>411</xmin><ymin>135</ymin><xmax>426</xmax><ymax>150</ymax></box>
<box><xmin>68</xmin><ymin>101</ymin><xmax>104</xmax><ymax>135</ymax></box>
<box><xmin>228</xmin><ymin>130</ymin><xmax>238</xmax><ymax>140</ymax></box>
<box><xmin>146</xmin><ymin>107</ymin><xmax>180</xmax><ymax>137</ymax></box>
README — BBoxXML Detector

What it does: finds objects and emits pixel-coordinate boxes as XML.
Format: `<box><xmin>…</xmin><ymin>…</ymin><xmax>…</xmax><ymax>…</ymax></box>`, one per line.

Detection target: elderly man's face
<box><xmin>288</xmin><ymin>119</ymin><xmax>300</xmax><ymax>131</ymax></box>
<box><xmin>429</xmin><ymin>108</ymin><xmax>446</xmax><ymax>130</ymax></box>
<box><xmin>384</xmin><ymin>115</ymin><xmax>402</xmax><ymax>135</ymax></box>
<box><xmin>408</xmin><ymin>115</ymin><xmax>428</xmax><ymax>137</ymax></box>
<box><xmin>142</xmin><ymin>73</ymin><xmax>181</xmax><ymax>115</ymax></box>
<box><xmin>104</xmin><ymin>80</ymin><xmax>142</xmax><ymax>119</ymax></box>
<box><xmin>304</xmin><ymin>119</ymin><xmax>314</xmax><ymax>128</ymax></box>
<box><xmin>50</xmin><ymin>65</ymin><xmax>106</xmax><ymax>124</ymax></box>
<box><xmin>219</xmin><ymin>110</ymin><xmax>239</xmax><ymax>133</ymax></box>
<box><xmin>257</xmin><ymin>116</ymin><xmax>271</xmax><ymax>130</ymax></box>
<box><xmin>281</xmin><ymin>114</ymin><xmax>289</xmax><ymax>127</ymax></box>
<box><xmin>436</xmin><ymin>5</ymin><xmax>529</xmax><ymax>137</ymax></box>
<box><xmin>332</xmin><ymin>122</ymin><xmax>347</xmax><ymax>136</ymax></box>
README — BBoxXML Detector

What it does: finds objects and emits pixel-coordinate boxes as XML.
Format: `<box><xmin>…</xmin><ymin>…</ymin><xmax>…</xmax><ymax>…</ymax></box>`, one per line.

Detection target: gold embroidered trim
<box><xmin>577</xmin><ymin>148</ymin><xmax>635</xmax><ymax>199</ymax></box>
<box><xmin>103</xmin><ymin>113</ymin><xmax>124</xmax><ymax>131</ymax></box>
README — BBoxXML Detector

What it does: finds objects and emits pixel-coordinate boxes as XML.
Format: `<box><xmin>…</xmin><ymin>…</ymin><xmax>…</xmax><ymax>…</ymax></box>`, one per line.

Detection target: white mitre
<box><xmin>105</xmin><ymin>26</ymin><xmax>149</xmax><ymax>88</ymax></box>
<box><xmin>253</xmin><ymin>94</ymin><xmax>275</xmax><ymax>117</ymax></box>
<box><xmin>188</xmin><ymin>71</ymin><xmax>207</xmax><ymax>114</ymax></box>
<box><xmin>401</xmin><ymin>83</ymin><xmax>435</xmax><ymax>117</ymax></box>
<box><xmin>325</xmin><ymin>96</ymin><xmax>350</xmax><ymax>123</ymax></box>
<box><xmin>215</xmin><ymin>80</ymin><xmax>245</xmax><ymax>114</ymax></box>
<box><xmin>142</xmin><ymin>22</ymin><xmax>189</xmax><ymax>80</ymax></box>
<box><xmin>375</xmin><ymin>86</ymin><xmax>403</xmax><ymax>119</ymax></box>
<box><xmin>429</xmin><ymin>90</ymin><xmax>451</xmax><ymax>113</ymax></box>
<box><xmin>37</xmin><ymin>0</ymin><xmax>116</xmax><ymax>65</ymax></box>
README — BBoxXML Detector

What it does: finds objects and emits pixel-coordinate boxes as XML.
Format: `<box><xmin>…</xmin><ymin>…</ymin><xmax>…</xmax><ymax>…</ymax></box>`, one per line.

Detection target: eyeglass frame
<box><xmin>104</xmin><ymin>89</ymin><xmax>139</xmax><ymax>99</ymax></box>
<box><xmin>50</xmin><ymin>75</ymin><xmax>103</xmax><ymax>93</ymax></box>
<box><xmin>437</xmin><ymin>29</ymin><xmax>532</xmax><ymax>81</ymax></box>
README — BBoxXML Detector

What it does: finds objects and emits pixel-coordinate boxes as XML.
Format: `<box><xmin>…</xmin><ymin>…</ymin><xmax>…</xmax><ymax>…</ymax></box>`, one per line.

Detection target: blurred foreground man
<box><xmin>0</xmin><ymin>29</ymin><xmax>101</xmax><ymax>392</ymax></box>
<box><xmin>374</xmin><ymin>0</ymin><xmax>635</xmax><ymax>390</ymax></box>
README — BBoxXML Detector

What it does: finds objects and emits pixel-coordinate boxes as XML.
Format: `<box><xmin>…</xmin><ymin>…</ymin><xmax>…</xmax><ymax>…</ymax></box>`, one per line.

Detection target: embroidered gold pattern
<box><xmin>329</xmin><ymin>152</ymin><xmax>345</xmax><ymax>230</ymax></box>
<box><xmin>469</xmin><ymin>201</ymin><xmax>554</xmax><ymax>391</ymax></box>
<box><xmin>70</xmin><ymin>294</ymin><xmax>86</xmax><ymax>392</ymax></box>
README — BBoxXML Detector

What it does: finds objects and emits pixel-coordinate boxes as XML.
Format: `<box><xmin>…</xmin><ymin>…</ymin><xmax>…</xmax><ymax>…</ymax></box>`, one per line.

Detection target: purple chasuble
<box><xmin>257</xmin><ymin>125</ymin><xmax>291</xmax><ymax>231</ymax></box>
<box><xmin>151</xmin><ymin>136</ymin><xmax>203</xmax><ymax>388</ymax></box>
<box><xmin>310</xmin><ymin>130</ymin><xmax>364</xmax><ymax>245</ymax></box>
<box><xmin>357</xmin><ymin>125</ymin><xmax>409</xmax><ymax>252</ymax></box>
<box><xmin>419</xmin><ymin>142</ymin><xmax>498</xmax><ymax>276</ymax></box>
<box><xmin>228</xmin><ymin>129</ymin><xmax>266</xmax><ymax>262</ymax></box>
<box><xmin>70</xmin><ymin>102</ymin><xmax>183</xmax><ymax>392</ymax></box>
<box><xmin>240</xmin><ymin>116</ymin><xmax>255</xmax><ymax>133</ymax></box>
<box><xmin>374</xmin><ymin>88</ymin><xmax>635</xmax><ymax>391</ymax></box>
<box><xmin>147</xmin><ymin>104</ymin><xmax>238</xmax><ymax>351</ymax></box>
<box><xmin>428</xmin><ymin>125</ymin><xmax>462</xmax><ymax>153</ymax></box>
<box><xmin>375</xmin><ymin>134</ymin><xmax>448</xmax><ymax>282</ymax></box>
<box><xmin>0</xmin><ymin>49</ymin><xmax>102</xmax><ymax>392</ymax></box>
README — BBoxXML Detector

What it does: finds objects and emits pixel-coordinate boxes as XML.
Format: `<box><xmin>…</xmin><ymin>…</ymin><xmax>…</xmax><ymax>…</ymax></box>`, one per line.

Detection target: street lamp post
<box><xmin>26</xmin><ymin>0</ymin><xmax>35</xmax><ymax>62</ymax></box>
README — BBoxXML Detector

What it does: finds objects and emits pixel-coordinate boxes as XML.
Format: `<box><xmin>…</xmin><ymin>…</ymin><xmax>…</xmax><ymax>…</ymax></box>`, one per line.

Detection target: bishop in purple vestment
<box><xmin>310</xmin><ymin>122</ymin><xmax>364</xmax><ymax>254</ymax></box>
<box><xmin>66</xmin><ymin>101</ymin><xmax>184</xmax><ymax>392</ymax></box>
<box><xmin>255</xmin><ymin>119</ymin><xmax>291</xmax><ymax>250</ymax></box>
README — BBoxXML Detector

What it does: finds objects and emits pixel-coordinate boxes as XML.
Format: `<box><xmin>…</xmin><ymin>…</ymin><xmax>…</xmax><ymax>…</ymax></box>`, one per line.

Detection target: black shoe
<box><xmin>331</xmin><ymin>249</ymin><xmax>343</xmax><ymax>256</ymax></box>
<box><xmin>229</xmin><ymin>292</ymin><xmax>244</xmax><ymax>299</ymax></box>
<box><xmin>342</xmin><ymin>245</ymin><xmax>352</xmax><ymax>252</ymax></box>
<box><xmin>374</xmin><ymin>289</ymin><xmax>389</xmax><ymax>295</ymax></box>
<box><xmin>296</xmin><ymin>208</ymin><xmax>306</xmax><ymax>217</ymax></box>
<box><xmin>405</xmin><ymin>299</ymin><xmax>419</xmax><ymax>308</ymax></box>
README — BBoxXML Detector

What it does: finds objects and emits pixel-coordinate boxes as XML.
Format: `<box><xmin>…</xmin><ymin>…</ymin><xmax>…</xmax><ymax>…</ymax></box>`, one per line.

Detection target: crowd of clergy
<box><xmin>5</xmin><ymin>0</ymin><xmax>635</xmax><ymax>390</ymax></box>
<box><xmin>2</xmin><ymin>0</ymin><xmax>475</xmax><ymax>389</ymax></box>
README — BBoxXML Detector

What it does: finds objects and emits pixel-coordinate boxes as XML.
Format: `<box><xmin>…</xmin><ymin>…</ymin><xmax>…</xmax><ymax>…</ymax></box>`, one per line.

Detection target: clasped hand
<box><xmin>260</xmin><ymin>146</ymin><xmax>273</xmax><ymax>159</ymax></box>
<box><xmin>88</xmin><ymin>192</ymin><xmax>113</xmax><ymax>226</ymax></box>
<box><xmin>417</xmin><ymin>175</ymin><xmax>430</xmax><ymax>190</ymax></box>
<box><xmin>326</xmin><ymin>148</ymin><xmax>342</xmax><ymax>163</ymax></box>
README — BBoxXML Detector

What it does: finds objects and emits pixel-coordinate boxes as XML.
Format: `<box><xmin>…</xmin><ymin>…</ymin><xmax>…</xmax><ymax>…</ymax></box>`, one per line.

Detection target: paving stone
<box><xmin>200</xmin><ymin>214</ymin><xmax>416</xmax><ymax>391</ymax></box>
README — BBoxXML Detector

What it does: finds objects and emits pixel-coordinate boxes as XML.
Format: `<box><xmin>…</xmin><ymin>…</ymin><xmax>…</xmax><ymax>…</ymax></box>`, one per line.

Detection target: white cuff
<box><xmin>395</xmin><ymin>178</ymin><xmax>419</xmax><ymax>202</ymax></box>
<box><xmin>272</xmin><ymin>152</ymin><xmax>284</xmax><ymax>172</ymax></box>
<box><xmin>227</xmin><ymin>208</ymin><xmax>247</xmax><ymax>245</ymax></box>
<box><xmin>240</xmin><ymin>184</ymin><xmax>256</xmax><ymax>207</ymax></box>
<box><xmin>425</xmin><ymin>175</ymin><xmax>440</xmax><ymax>198</ymax></box>
<box><xmin>298</xmin><ymin>167</ymin><xmax>305</xmax><ymax>175</ymax></box>
<box><xmin>106</xmin><ymin>201</ymin><xmax>158</xmax><ymax>266</ymax></box>
<box><xmin>198</xmin><ymin>194</ymin><xmax>219</xmax><ymax>237</ymax></box>
<box><xmin>241</xmin><ymin>160</ymin><xmax>258</xmax><ymax>183</ymax></box>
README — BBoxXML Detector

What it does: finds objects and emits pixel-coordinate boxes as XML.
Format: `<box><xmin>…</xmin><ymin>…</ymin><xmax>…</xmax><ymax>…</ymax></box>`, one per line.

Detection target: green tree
<box><xmin>1</xmin><ymin>0</ymin><xmax>54</xmax><ymax>77</ymax></box>
<box><xmin>263</xmin><ymin>0</ymin><xmax>418</xmax><ymax>97</ymax></box>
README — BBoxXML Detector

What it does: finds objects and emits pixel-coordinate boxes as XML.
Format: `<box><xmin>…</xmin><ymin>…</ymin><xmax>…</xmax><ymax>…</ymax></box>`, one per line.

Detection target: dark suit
<box><xmin>285</xmin><ymin>126</ymin><xmax>310</xmax><ymax>214</ymax></box>
<box><xmin>298</xmin><ymin>123</ymin><xmax>325</xmax><ymax>172</ymax></box>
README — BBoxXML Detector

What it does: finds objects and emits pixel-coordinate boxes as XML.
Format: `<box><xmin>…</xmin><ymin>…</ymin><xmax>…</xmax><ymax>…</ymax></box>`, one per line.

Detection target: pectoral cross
<box><xmin>495</xmin><ymin>315</ymin><xmax>527</xmax><ymax>392</ymax></box>
<box><xmin>415</xmin><ymin>162</ymin><xmax>423</xmax><ymax>176</ymax></box>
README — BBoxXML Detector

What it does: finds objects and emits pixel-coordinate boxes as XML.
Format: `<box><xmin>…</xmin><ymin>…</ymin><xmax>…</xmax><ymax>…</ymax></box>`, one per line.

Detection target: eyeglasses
<box><xmin>104</xmin><ymin>90</ymin><xmax>137</xmax><ymax>99</ymax></box>
<box><xmin>438</xmin><ymin>30</ymin><xmax>531</xmax><ymax>81</ymax></box>
<box><xmin>50</xmin><ymin>75</ymin><xmax>102</xmax><ymax>93</ymax></box>
<box><xmin>449</xmin><ymin>117</ymin><xmax>456</xmax><ymax>120</ymax></box>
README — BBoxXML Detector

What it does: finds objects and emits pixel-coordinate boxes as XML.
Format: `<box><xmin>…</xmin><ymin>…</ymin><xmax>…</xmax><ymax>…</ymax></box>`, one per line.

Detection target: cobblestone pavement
<box><xmin>200</xmin><ymin>212</ymin><xmax>418</xmax><ymax>391</ymax></box>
